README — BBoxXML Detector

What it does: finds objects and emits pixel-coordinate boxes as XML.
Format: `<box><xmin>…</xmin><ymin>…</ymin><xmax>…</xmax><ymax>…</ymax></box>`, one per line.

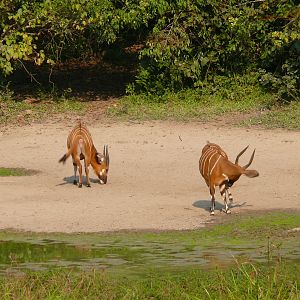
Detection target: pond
<box><xmin>1</xmin><ymin>235</ymin><xmax>300</xmax><ymax>277</ymax></box>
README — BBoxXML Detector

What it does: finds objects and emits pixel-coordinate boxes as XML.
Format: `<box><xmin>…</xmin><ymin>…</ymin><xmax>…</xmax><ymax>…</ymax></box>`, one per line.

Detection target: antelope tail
<box><xmin>243</xmin><ymin>169</ymin><xmax>259</xmax><ymax>178</ymax></box>
<box><xmin>59</xmin><ymin>148</ymin><xmax>72</xmax><ymax>164</ymax></box>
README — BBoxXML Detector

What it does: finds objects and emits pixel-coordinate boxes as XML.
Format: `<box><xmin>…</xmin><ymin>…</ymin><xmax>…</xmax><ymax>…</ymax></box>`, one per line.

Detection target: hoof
<box><xmin>73</xmin><ymin>180</ymin><xmax>77</xmax><ymax>185</ymax></box>
<box><xmin>78</xmin><ymin>183</ymin><xmax>82</xmax><ymax>188</ymax></box>
<box><xmin>86</xmin><ymin>184</ymin><xmax>91</xmax><ymax>187</ymax></box>
<box><xmin>210</xmin><ymin>211</ymin><xmax>215</xmax><ymax>216</ymax></box>
<box><xmin>226</xmin><ymin>209</ymin><xmax>231</xmax><ymax>214</ymax></box>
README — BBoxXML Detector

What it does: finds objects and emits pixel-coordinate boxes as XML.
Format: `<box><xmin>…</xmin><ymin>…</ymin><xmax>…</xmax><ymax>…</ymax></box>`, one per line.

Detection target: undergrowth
<box><xmin>242</xmin><ymin>101</ymin><xmax>300</xmax><ymax>130</ymax></box>
<box><xmin>107</xmin><ymin>73</ymin><xmax>300</xmax><ymax>130</ymax></box>
<box><xmin>108</xmin><ymin>73</ymin><xmax>278</xmax><ymax>122</ymax></box>
<box><xmin>1</xmin><ymin>262</ymin><xmax>299</xmax><ymax>299</ymax></box>
<box><xmin>0</xmin><ymin>86</ymin><xmax>85</xmax><ymax>125</ymax></box>
<box><xmin>1</xmin><ymin>72</ymin><xmax>300</xmax><ymax>130</ymax></box>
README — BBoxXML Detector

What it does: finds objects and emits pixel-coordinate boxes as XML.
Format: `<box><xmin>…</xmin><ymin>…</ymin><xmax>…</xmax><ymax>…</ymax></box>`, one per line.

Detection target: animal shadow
<box><xmin>56</xmin><ymin>175</ymin><xmax>100</xmax><ymax>186</ymax></box>
<box><xmin>193</xmin><ymin>199</ymin><xmax>251</xmax><ymax>212</ymax></box>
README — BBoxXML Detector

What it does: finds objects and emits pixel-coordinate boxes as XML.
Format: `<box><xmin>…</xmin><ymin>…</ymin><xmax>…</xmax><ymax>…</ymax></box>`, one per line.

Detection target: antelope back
<box><xmin>199</xmin><ymin>143</ymin><xmax>228</xmax><ymax>181</ymax></box>
<box><xmin>202</xmin><ymin>143</ymin><xmax>227</xmax><ymax>157</ymax></box>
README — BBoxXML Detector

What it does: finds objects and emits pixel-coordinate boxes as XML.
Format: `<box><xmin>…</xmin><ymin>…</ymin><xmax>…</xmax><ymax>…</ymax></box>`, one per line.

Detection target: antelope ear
<box><xmin>243</xmin><ymin>169</ymin><xmax>259</xmax><ymax>178</ymax></box>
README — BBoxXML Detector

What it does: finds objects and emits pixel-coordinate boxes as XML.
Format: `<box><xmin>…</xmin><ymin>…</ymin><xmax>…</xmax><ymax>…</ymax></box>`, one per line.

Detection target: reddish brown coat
<box><xmin>199</xmin><ymin>142</ymin><xmax>259</xmax><ymax>214</ymax></box>
<box><xmin>59</xmin><ymin>121</ymin><xmax>109</xmax><ymax>187</ymax></box>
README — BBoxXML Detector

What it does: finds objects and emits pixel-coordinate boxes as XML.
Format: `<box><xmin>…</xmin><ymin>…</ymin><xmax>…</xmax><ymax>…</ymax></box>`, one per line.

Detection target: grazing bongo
<box><xmin>59</xmin><ymin>121</ymin><xmax>109</xmax><ymax>187</ymax></box>
<box><xmin>199</xmin><ymin>142</ymin><xmax>259</xmax><ymax>215</ymax></box>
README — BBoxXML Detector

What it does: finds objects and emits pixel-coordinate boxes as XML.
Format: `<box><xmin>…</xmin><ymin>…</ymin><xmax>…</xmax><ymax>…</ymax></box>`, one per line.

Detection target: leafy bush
<box><xmin>134</xmin><ymin>0</ymin><xmax>299</xmax><ymax>101</ymax></box>
<box><xmin>0</xmin><ymin>0</ymin><xmax>299</xmax><ymax>101</ymax></box>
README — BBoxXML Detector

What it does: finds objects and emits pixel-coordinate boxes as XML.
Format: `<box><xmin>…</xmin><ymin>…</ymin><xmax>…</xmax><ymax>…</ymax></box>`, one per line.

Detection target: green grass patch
<box><xmin>0</xmin><ymin>88</ymin><xmax>86</xmax><ymax>125</ymax></box>
<box><xmin>1</xmin><ymin>262</ymin><xmax>299</xmax><ymax>299</ymax></box>
<box><xmin>107</xmin><ymin>88</ymin><xmax>274</xmax><ymax>121</ymax></box>
<box><xmin>107</xmin><ymin>73</ymin><xmax>300</xmax><ymax>130</ymax></box>
<box><xmin>0</xmin><ymin>167</ymin><xmax>37</xmax><ymax>176</ymax></box>
<box><xmin>107</xmin><ymin>73</ymin><xmax>276</xmax><ymax>121</ymax></box>
<box><xmin>242</xmin><ymin>101</ymin><xmax>300</xmax><ymax>130</ymax></box>
<box><xmin>0</xmin><ymin>211</ymin><xmax>299</xmax><ymax>248</ymax></box>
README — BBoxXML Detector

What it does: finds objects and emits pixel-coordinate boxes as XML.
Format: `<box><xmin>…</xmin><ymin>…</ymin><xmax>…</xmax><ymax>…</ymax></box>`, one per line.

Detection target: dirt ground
<box><xmin>0</xmin><ymin>119</ymin><xmax>300</xmax><ymax>233</ymax></box>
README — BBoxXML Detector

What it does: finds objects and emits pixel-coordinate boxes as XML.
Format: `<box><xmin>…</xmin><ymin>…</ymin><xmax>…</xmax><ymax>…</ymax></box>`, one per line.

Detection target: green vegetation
<box><xmin>107</xmin><ymin>72</ymin><xmax>300</xmax><ymax>128</ymax></box>
<box><xmin>108</xmin><ymin>73</ymin><xmax>277</xmax><ymax>121</ymax></box>
<box><xmin>1</xmin><ymin>211</ymin><xmax>299</xmax><ymax>244</ymax></box>
<box><xmin>0</xmin><ymin>212</ymin><xmax>299</xmax><ymax>298</ymax></box>
<box><xmin>243</xmin><ymin>101</ymin><xmax>300</xmax><ymax>130</ymax></box>
<box><xmin>0</xmin><ymin>212</ymin><xmax>299</xmax><ymax>286</ymax></box>
<box><xmin>1</xmin><ymin>0</ymin><xmax>299</xmax><ymax>100</ymax></box>
<box><xmin>0</xmin><ymin>167</ymin><xmax>37</xmax><ymax>176</ymax></box>
<box><xmin>1</xmin><ymin>262</ymin><xmax>299</xmax><ymax>299</ymax></box>
<box><xmin>0</xmin><ymin>86</ymin><xmax>85</xmax><ymax>125</ymax></box>
<box><xmin>108</xmin><ymin>94</ymin><xmax>300</xmax><ymax>128</ymax></box>
<box><xmin>0</xmin><ymin>0</ymin><xmax>299</xmax><ymax>127</ymax></box>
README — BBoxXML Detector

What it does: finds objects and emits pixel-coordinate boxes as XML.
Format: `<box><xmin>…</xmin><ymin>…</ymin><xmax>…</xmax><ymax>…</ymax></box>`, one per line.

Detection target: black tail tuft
<box><xmin>59</xmin><ymin>154</ymin><xmax>67</xmax><ymax>164</ymax></box>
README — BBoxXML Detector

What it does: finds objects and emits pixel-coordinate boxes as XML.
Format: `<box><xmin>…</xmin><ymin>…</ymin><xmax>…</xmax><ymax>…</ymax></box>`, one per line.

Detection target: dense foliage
<box><xmin>0</xmin><ymin>0</ymin><xmax>299</xmax><ymax>100</ymax></box>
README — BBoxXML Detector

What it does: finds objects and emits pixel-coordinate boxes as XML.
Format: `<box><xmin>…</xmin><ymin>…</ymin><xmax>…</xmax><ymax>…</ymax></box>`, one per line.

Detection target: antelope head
<box><xmin>234</xmin><ymin>145</ymin><xmax>259</xmax><ymax>179</ymax></box>
<box><xmin>94</xmin><ymin>145</ymin><xmax>110</xmax><ymax>184</ymax></box>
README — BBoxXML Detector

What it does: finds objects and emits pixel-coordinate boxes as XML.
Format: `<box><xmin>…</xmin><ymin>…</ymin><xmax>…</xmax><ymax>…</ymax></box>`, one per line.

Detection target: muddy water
<box><xmin>1</xmin><ymin>237</ymin><xmax>300</xmax><ymax>276</ymax></box>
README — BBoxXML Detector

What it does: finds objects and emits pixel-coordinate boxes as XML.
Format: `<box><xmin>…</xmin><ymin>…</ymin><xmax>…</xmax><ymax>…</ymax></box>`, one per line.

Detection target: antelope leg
<box><xmin>220</xmin><ymin>184</ymin><xmax>230</xmax><ymax>214</ymax></box>
<box><xmin>210</xmin><ymin>186</ymin><xmax>216</xmax><ymax>215</ymax></box>
<box><xmin>73</xmin><ymin>162</ymin><xmax>77</xmax><ymax>185</ymax></box>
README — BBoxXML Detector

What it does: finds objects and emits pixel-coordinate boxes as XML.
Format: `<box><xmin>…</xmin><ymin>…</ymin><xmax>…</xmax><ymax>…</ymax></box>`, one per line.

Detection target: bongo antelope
<box><xmin>199</xmin><ymin>142</ymin><xmax>259</xmax><ymax>215</ymax></box>
<box><xmin>59</xmin><ymin>121</ymin><xmax>109</xmax><ymax>187</ymax></box>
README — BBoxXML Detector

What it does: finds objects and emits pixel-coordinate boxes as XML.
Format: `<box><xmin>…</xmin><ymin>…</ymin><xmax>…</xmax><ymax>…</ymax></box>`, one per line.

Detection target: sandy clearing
<box><xmin>0</xmin><ymin>121</ymin><xmax>299</xmax><ymax>232</ymax></box>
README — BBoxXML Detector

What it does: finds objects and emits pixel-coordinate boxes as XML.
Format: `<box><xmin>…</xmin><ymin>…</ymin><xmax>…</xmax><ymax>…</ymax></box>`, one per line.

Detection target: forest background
<box><xmin>0</xmin><ymin>0</ymin><xmax>299</xmax><ymax>126</ymax></box>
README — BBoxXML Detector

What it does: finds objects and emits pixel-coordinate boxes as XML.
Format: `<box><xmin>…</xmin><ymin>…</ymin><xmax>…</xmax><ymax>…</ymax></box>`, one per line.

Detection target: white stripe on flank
<box><xmin>200</xmin><ymin>145</ymin><xmax>227</xmax><ymax>174</ymax></box>
<box><xmin>207</xmin><ymin>152</ymin><xmax>218</xmax><ymax>177</ymax></box>
<box><xmin>200</xmin><ymin>148</ymin><xmax>217</xmax><ymax>175</ymax></box>
<box><xmin>199</xmin><ymin>147</ymin><xmax>212</xmax><ymax>167</ymax></box>
<box><xmin>222</xmin><ymin>173</ymin><xmax>229</xmax><ymax>181</ymax></box>
<box><xmin>209</xmin><ymin>154</ymin><xmax>221</xmax><ymax>176</ymax></box>
<box><xmin>201</xmin><ymin>149</ymin><xmax>217</xmax><ymax>176</ymax></box>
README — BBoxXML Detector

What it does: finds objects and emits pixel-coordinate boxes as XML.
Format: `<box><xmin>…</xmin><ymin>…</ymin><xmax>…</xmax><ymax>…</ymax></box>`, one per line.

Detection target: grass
<box><xmin>0</xmin><ymin>213</ymin><xmax>296</xmax><ymax>254</ymax></box>
<box><xmin>108</xmin><ymin>93</ymin><xmax>300</xmax><ymax>130</ymax></box>
<box><xmin>0</xmin><ymin>167</ymin><xmax>37</xmax><ymax>176</ymax></box>
<box><xmin>0</xmin><ymin>211</ymin><xmax>299</xmax><ymax>250</ymax></box>
<box><xmin>0</xmin><ymin>87</ymin><xmax>86</xmax><ymax>125</ymax></box>
<box><xmin>242</xmin><ymin>101</ymin><xmax>300</xmax><ymax>130</ymax></box>
<box><xmin>107</xmin><ymin>73</ymin><xmax>277</xmax><ymax>122</ymax></box>
<box><xmin>107</xmin><ymin>73</ymin><xmax>300</xmax><ymax>130</ymax></box>
<box><xmin>0</xmin><ymin>262</ymin><xmax>299</xmax><ymax>299</ymax></box>
<box><xmin>0</xmin><ymin>212</ymin><xmax>299</xmax><ymax>298</ymax></box>
<box><xmin>1</xmin><ymin>72</ymin><xmax>300</xmax><ymax>129</ymax></box>
<box><xmin>107</xmin><ymin>86</ymin><xmax>275</xmax><ymax>122</ymax></box>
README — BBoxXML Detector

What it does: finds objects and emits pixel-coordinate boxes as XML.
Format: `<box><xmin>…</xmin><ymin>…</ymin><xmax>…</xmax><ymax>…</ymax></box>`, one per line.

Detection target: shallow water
<box><xmin>0</xmin><ymin>236</ymin><xmax>300</xmax><ymax>276</ymax></box>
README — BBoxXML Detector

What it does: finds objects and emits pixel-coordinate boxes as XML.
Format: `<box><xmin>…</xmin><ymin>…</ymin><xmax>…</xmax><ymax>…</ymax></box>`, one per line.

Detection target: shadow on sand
<box><xmin>193</xmin><ymin>199</ymin><xmax>252</xmax><ymax>212</ymax></box>
<box><xmin>56</xmin><ymin>175</ymin><xmax>100</xmax><ymax>186</ymax></box>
